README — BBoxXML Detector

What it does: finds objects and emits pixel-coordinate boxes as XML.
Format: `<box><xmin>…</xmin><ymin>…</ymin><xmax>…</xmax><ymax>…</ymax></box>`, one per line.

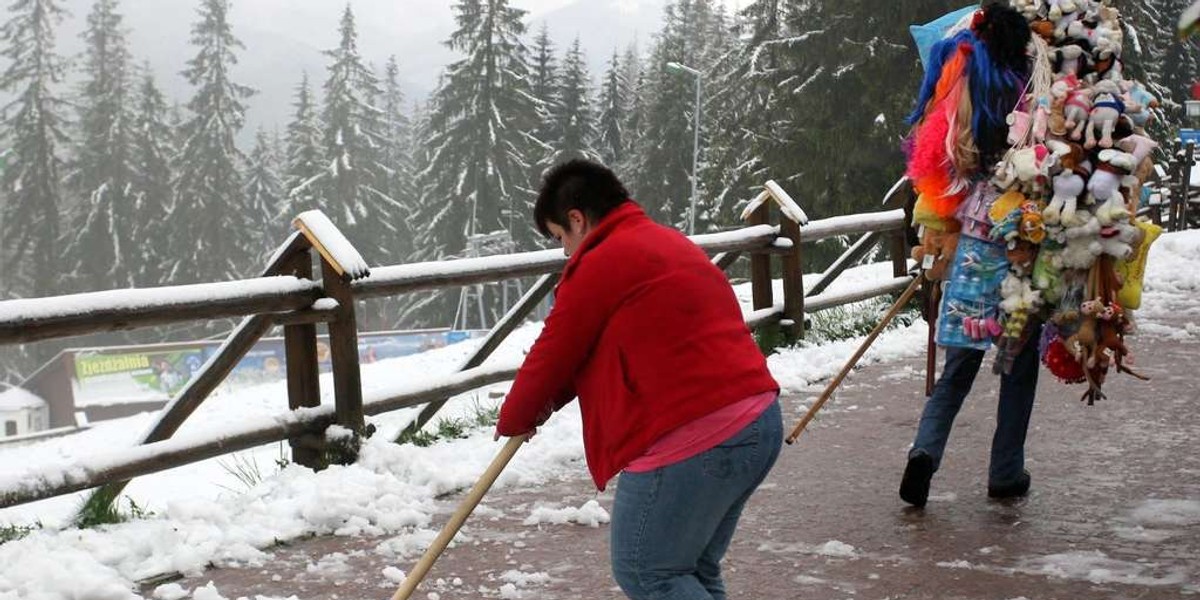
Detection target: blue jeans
<box><xmin>610</xmin><ymin>400</ymin><xmax>782</xmax><ymax>600</ymax></box>
<box><xmin>910</xmin><ymin>327</ymin><xmax>1040</xmax><ymax>487</ymax></box>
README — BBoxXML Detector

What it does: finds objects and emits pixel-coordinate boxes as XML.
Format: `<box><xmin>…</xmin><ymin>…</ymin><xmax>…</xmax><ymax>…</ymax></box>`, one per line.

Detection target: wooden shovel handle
<box><xmin>785</xmin><ymin>275</ymin><xmax>923</xmax><ymax>444</ymax></box>
<box><xmin>391</xmin><ymin>434</ymin><xmax>528</xmax><ymax>600</ymax></box>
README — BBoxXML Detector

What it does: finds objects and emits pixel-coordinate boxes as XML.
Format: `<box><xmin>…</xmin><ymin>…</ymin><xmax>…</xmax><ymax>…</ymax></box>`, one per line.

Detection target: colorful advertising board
<box><xmin>69</xmin><ymin>329</ymin><xmax>485</xmax><ymax>407</ymax></box>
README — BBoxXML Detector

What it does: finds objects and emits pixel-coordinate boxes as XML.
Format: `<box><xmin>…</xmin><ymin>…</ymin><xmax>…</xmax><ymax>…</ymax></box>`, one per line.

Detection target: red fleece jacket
<box><xmin>496</xmin><ymin>201</ymin><xmax>778</xmax><ymax>489</ymax></box>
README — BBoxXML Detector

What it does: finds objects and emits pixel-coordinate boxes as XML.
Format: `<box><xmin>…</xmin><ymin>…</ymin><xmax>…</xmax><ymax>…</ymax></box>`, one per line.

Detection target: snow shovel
<box><xmin>785</xmin><ymin>275</ymin><xmax>923</xmax><ymax>444</ymax></box>
<box><xmin>391</xmin><ymin>433</ymin><xmax>529</xmax><ymax>600</ymax></box>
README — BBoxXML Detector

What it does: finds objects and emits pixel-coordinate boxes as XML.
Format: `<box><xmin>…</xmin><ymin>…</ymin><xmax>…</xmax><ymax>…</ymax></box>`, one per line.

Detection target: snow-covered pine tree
<box><xmin>618</xmin><ymin>42</ymin><xmax>645</xmax><ymax>171</ymax></box>
<box><xmin>280</xmin><ymin>72</ymin><xmax>324</xmax><ymax>221</ymax></box>
<box><xmin>403</xmin><ymin>0</ymin><xmax>540</xmax><ymax>327</ymax></box>
<box><xmin>169</xmin><ymin>0</ymin><xmax>255</xmax><ymax>283</ymax></box>
<box><xmin>597</xmin><ymin>50</ymin><xmax>626</xmax><ymax>166</ymax></box>
<box><xmin>0</xmin><ymin>0</ymin><xmax>70</xmax><ymax>298</ymax></box>
<box><xmin>243</xmin><ymin>127</ymin><xmax>284</xmax><ymax>260</ymax></box>
<box><xmin>318</xmin><ymin>4</ymin><xmax>401</xmax><ymax>265</ymax></box>
<box><xmin>380</xmin><ymin>55</ymin><xmax>415</xmax><ymax>264</ymax></box>
<box><xmin>702</xmin><ymin>0</ymin><xmax>966</xmax><ymax>242</ymax></box>
<box><xmin>528</xmin><ymin>22</ymin><xmax>560</xmax><ymax>174</ymax></box>
<box><xmin>698</xmin><ymin>0</ymin><xmax>786</xmax><ymax>230</ymax></box>
<box><xmin>626</xmin><ymin>0</ymin><xmax>724</xmax><ymax>230</ymax></box>
<box><xmin>547</xmin><ymin>37</ymin><xmax>600</xmax><ymax>165</ymax></box>
<box><xmin>64</xmin><ymin>0</ymin><xmax>138</xmax><ymax>292</ymax></box>
<box><xmin>129</xmin><ymin>67</ymin><xmax>176</xmax><ymax>287</ymax></box>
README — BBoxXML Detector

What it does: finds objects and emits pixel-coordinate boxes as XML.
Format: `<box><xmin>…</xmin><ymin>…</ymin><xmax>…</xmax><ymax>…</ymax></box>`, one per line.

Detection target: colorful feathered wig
<box><xmin>905</xmin><ymin>3</ymin><xmax>1031</xmax><ymax>221</ymax></box>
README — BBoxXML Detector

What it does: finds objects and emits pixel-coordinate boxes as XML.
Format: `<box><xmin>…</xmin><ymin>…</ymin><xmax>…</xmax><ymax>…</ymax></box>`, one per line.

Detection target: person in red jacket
<box><xmin>496</xmin><ymin>159</ymin><xmax>782</xmax><ymax>600</ymax></box>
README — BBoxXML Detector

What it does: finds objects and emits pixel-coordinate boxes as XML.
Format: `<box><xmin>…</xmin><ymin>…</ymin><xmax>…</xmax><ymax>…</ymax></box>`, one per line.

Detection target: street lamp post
<box><xmin>667</xmin><ymin>61</ymin><xmax>702</xmax><ymax>235</ymax></box>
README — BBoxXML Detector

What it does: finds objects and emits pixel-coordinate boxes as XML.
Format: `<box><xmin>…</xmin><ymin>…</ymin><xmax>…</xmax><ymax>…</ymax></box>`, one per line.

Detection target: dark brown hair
<box><xmin>533</xmin><ymin>159</ymin><xmax>630</xmax><ymax>237</ymax></box>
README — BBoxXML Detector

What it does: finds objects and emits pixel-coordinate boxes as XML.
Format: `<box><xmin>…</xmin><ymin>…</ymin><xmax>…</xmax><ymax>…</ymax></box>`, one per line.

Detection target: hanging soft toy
<box><xmin>994</xmin><ymin>272</ymin><xmax>1043</xmax><ymax>374</ymax></box>
<box><xmin>1083</xmin><ymin>79</ymin><xmax>1125</xmax><ymax>149</ymax></box>
<box><xmin>1121</xmin><ymin>81</ymin><xmax>1159</xmax><ymax>128</ymax></box>
<box><xmin>1088</xmin><ymin>148</ymin><xmax>1136</xmax><ymax>225</ymax></box>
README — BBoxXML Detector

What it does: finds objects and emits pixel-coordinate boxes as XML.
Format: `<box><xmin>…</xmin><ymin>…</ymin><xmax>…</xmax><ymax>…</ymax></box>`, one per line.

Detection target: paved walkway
<box><xmin>151</xmin><ymin>322</ymin><xmax>1200</xmax><ymax>600</ymax></box>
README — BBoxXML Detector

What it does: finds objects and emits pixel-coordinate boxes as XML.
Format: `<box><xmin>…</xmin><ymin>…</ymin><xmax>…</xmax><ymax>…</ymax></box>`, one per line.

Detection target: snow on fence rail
<box><xmin>354</xmin><ymin>224</ymin><xmax>787</xmax><ymax>298</ymax></box>
<box><xmin>0</xmin><ymin>277</ymin><xmax>323</xmax><ymax>344</ymax></box>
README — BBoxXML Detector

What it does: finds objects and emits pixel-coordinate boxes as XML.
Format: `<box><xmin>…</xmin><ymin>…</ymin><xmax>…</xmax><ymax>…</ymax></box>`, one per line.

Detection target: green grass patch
<box><xmin>0</xmin><ymin>520</ymin><xmax>43</xmax><ymax>545</ymax></box>
<box><xmin>754</xmin><ymin>294</ymin><xmax>921</xmax><ymax>354</ymax></box>
<box><xmin>401</xmin><ymin>397</ymin><xmax>501</xmax><ymax>447</ymax></box>
<box><xmin>75</xmin><ymin>495</ymin><xmax>155</xmax><ymax>529</ymax></box>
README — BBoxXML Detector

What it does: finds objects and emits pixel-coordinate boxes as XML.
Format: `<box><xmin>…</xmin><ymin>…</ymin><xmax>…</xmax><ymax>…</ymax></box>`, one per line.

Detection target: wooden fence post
<box><xmin>749</xmin><ymin>202</ymin><xmax>774</xmax><ymax>312</ymax></box>
<box><xmin>779</xmin><ymin>217</ymin><xmax>805</xmax><ymax>341</ymax></box>
<box><xmin>283</xmin><ymin>249</ymin><xmax>324</xmax><ymax>469</ymax></box>
<box><xmin>322</xmin><ymin>257</ymin><xmax>365</xmax><ymax>463</ymax></box>
<box><xmin>889</xmin><ymin>229</ymin><xmax>909</xmax><ymax>278</ymax></box>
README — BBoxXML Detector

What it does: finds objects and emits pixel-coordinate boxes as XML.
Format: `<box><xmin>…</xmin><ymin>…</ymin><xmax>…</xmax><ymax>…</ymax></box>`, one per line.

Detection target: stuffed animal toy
<box><xmin>1066</xmin><ymin>20</ymin><xmax>1114</xmax><ymax>49</ymax></box>
<box><xmin>1006</xmin><ymin>108</ymin><xmax>1033</xmax><ymax>147</ymax></box>
<box><xmin>1087</xmin><ymin>148</ymin><xmax>1136</xmax><ymax>225</ymax></box>
<box><xmin>1096</xmin><ymin>222</ymin><xmax>1138</xmax><ymax>260</ymax></box>
<box><xmin>1032</xmin><ymin>243</ymin><xmax>1066</xmax><ymax>303</ymax></box>
<box><xmin>1097</xmin><ymin>5</ymin><xmax>1123</xmax><ymax>48</ymax></box>
<box><xmin>1044</xmin><ymin>141</ymin><xmax>1089</xmax><ymax>225</ymax></box>
<box><xmin>1116</xmin><ymin>135</ymin><xmax>1157</xmax><ymax>212</ymax></box>
<box><xmin>1093</xmin><ymin>189</ymin><xmax>1130</xmax><ymax>227</ymax></box>
<box><xmin>1084</xmin><ymin>79</ymin><xmax>1125</xmax><ymax>148</ymax></box>
<box><xmin>1053</xmin><ymin>40</ymin><xmax>1091</xmax><ymax>77</ymax></box>
<box><xmin>1050</xmin><ymin>0</ymin><xmax>1085</xmax><ymax>39</ymax></box>
<box><xmin>1007</xmin><ymin>239</ymin><xmax>1041</xmax><ymax>275</ymax></box>
<box><xmin>1064</xmin><ymin>84</ymin><xmax>1093</xmax><ymax>141</ymax></box>
<box><xmin>1048</xmin><ymin>79</ymin><xmax>1072</xmax><ymax>136</ymax></box>
<box><xmin>1116</xmin><ymin>133</ymin><xmax>1157</xmax><ymax>164</ymax></box>
<box><xmin>989</xmin><ymin>193</ymin><xmax>1047</xmax><ymax>250</ymax></box>
<box><xmin>1032</xmin><ymin>94</ymin><xmax>1052</xmax><ymax>141</ymax></box>
<box><xmin>1048</xmin><ymin>0</ymin><xmax>1079</xmax><ymax>22</ymax></box>
<box><xmin>1011</xmin><ymin>0</ymin><xmax>1043</xmax><ymax>21</ymax></box>
<box><xmin>994</xmin><ymin>144</ymin><xmax>1054</xmax><ymax>193</ymax></box>
<box><xmin>1122</xmin><ymin>81</ymin><xmax>1158</xmax><ymax>128</ymax></box>
<box><xmin>1060</xmin><ymin>214</ymin><xmax>1102</xmax><ymax>267</ymax></box>
<box><xmin>999</xmin><ymin>273</ymin><xmax>1042</xmax><ymax>327</ymax></box>
<box><xmin>1067</xmin><ymin>298</ymin><xmax>1102</xmax><ymax>366</ymax></box>
<box><xmin>912</xmin><ymin>223</ymin><xmax>961</xmax><ymax>281</ymax></box>
<box><xmin>1019</xmin><ymin>202</ymin><xmax>1047</xmax><ymax>244</ymax></box>
<box><xmin>1031</xmin><ymin>19</ymin><xmax>1056</xmax><ymax>42</ymax></box>
<box><xmin>993</xmin><ymin>272</ymin><xmax>1043</xmax><ymax>374</ymax></box>
<box><xmin>1087</xmin><ymin>148</ymin><xmax>1135</xmax><ymax>202</ymax></box>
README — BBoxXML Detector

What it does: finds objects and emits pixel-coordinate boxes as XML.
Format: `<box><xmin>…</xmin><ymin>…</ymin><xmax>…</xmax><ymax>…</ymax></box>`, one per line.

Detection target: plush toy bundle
<box><xmin>905</xmin><ymin>1</ymin><xmax>1163</xmax><ymax>404</ymax></box>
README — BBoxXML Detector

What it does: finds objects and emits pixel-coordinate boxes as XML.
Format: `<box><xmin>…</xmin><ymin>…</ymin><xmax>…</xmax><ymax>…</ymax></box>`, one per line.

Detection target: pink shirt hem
<box><xmin>625</xmin><ymin>390</ymin><xmax>778</xmax><ymax>473</ymax></box>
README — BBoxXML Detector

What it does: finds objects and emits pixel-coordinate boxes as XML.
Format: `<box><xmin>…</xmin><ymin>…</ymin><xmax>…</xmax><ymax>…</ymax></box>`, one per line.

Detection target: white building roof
<box><xmin>0</xmin><ymin>386</ymin><xmax>47</xmax><ymax>411</ymax></box>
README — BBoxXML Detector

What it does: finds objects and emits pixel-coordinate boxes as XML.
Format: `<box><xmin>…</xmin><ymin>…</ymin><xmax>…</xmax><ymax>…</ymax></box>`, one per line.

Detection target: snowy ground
<box><xmin>1</xmin><ymin>230</ymin><xmax>1197</xmax><ymax>600</ymax></box>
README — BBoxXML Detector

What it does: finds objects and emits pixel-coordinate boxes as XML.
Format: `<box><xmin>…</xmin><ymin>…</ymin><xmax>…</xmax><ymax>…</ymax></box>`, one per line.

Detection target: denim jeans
<box><xmin>610</xmin><ymin>400</ymin><xmax>782</xmax><ymax>600</ymax></box>
<box><xmin>910</xmin><ymin>325</ymin><xmax>1041</xmax><ymax>487</ymax></box>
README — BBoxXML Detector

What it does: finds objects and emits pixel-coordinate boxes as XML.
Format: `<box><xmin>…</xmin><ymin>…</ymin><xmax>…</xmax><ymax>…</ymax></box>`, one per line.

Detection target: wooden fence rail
<box><xmin>1</xmin><ymin>179</ymin><xmax>917</xmax><ymax>517</ymax></box>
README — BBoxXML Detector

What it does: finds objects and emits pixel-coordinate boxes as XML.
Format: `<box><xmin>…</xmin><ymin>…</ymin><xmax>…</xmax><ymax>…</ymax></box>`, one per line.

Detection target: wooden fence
<box><xmin>0</xmin><ymin>182</ymin><xmax>912</xmax><ymax>511</ymax></box>
<box><xmin>1139</xmin><ymin>140</ymin><xmax>1199</xmax><ymax>231</ymax></box>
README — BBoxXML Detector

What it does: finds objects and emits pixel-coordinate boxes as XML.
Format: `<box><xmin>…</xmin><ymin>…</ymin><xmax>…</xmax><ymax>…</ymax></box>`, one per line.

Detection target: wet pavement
<box><xmin>149</xmin><ymin>324</ymin><xmax>1200</xmax><ymax>600</ymax></box>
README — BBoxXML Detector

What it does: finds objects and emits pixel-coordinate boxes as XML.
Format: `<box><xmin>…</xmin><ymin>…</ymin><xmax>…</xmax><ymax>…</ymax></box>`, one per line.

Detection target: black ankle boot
<box><xmin>900</xmin><ymin>452</ymin><xmax>934</xmax><ymax>507</ymax></box>
<box><xmin>987</xmin><ymin>470</ymin><xmax>1031</xmax><ymax>499</ymax></box>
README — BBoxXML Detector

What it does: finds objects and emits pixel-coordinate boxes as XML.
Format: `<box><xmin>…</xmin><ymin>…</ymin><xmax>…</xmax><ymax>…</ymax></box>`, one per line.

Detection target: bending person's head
<box><xmin>534</xmin><ymin>159</ymin><xmax>630</xmax><ymax>256</ymax></box>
